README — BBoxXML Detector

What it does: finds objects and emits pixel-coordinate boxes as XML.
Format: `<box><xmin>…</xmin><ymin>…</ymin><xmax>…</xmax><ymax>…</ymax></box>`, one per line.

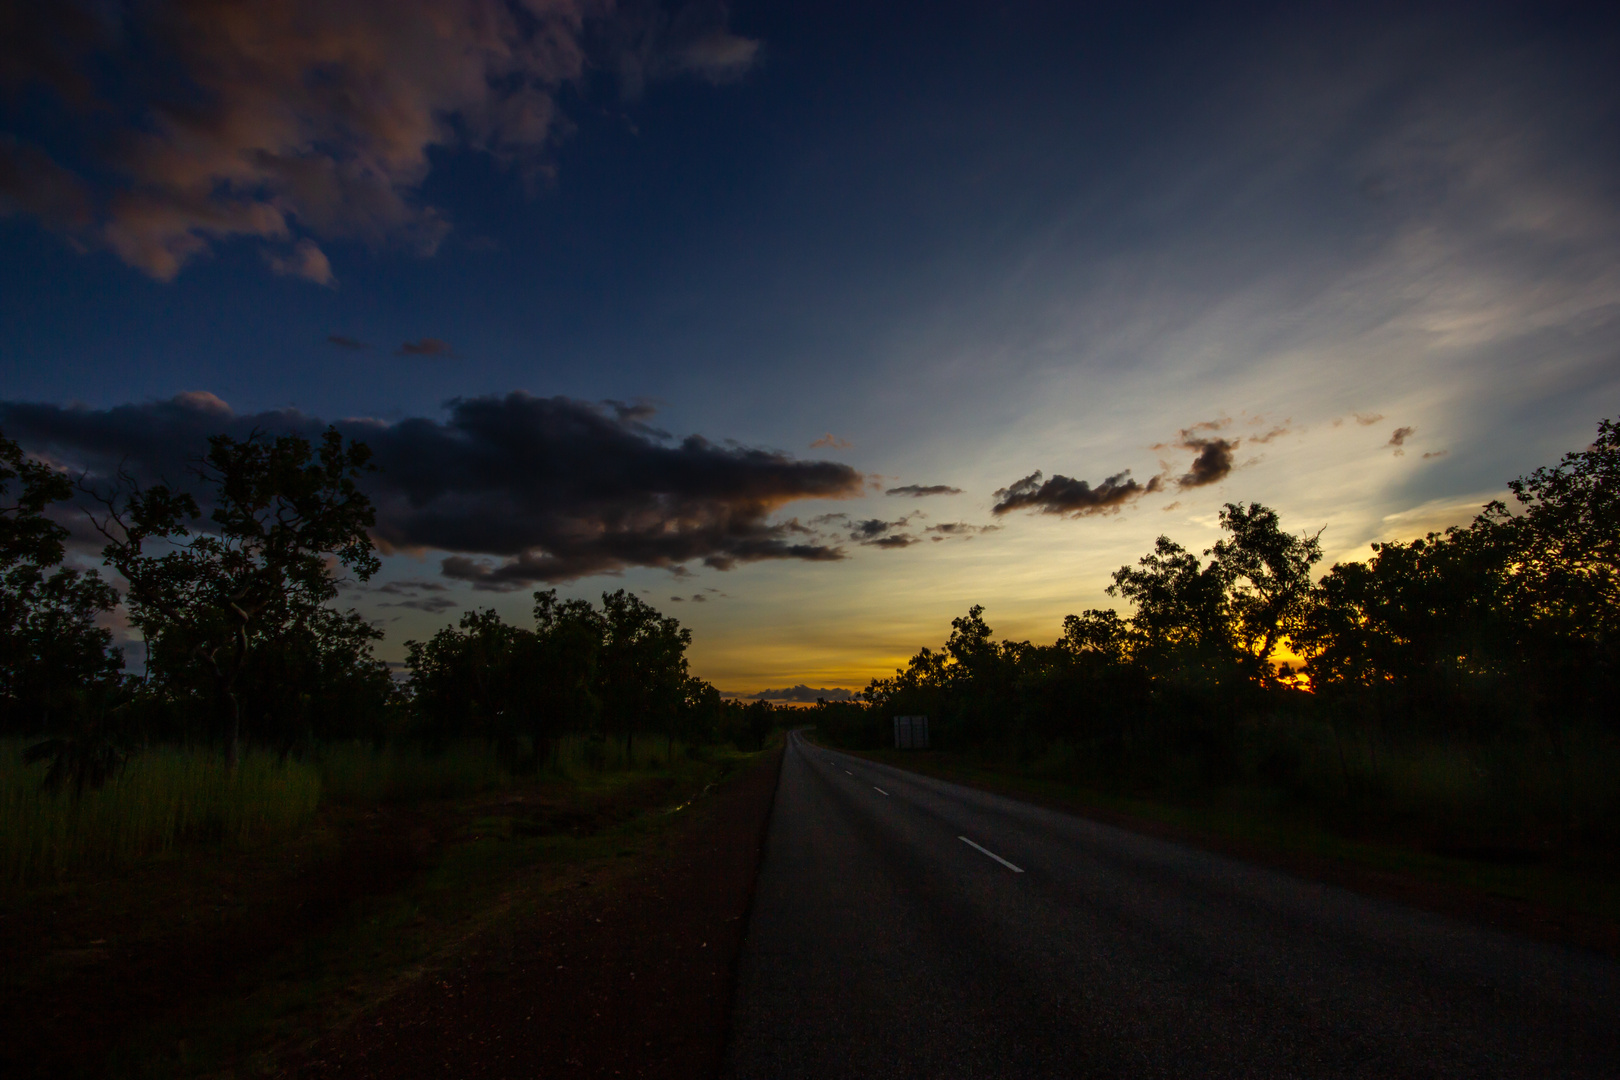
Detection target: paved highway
<box><xmin>725</xmin><ymin>731</ymin><xmax>1620</xmax><ymax>1078</ymax></box>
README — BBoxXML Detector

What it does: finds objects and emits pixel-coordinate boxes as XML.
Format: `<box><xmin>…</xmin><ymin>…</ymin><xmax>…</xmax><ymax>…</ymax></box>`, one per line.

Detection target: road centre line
<box><xmin>873</xmin><ymin>786</ymin><xmax>889</xmax><ymax>796</ymax></box>
<box><xmin>958</xmin><ymin>836</ymin><xmax>1025</xmax><ymax>873</ymax></box>
<box><xmin>845</xmin><ymin>770</ymin><xmax>853</xmax><ymax>776</ymax></box>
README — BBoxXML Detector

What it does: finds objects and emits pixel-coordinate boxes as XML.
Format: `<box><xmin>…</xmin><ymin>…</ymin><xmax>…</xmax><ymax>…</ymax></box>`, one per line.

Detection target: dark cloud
<box><xmin>846</xmin><ymin>515</ymin><xmax>921</xmax><ymax>548</ymax></box>
<box><xmin>670</xmin><ymin>595</ymin><xmax>684</xmax><ymax>602</ymax></box>
<box><xmin>744</xmin><ymin>685</ymin><xmax>856</xmax><ymax>703</ymax></box>
<box><xmin>886</xmin><ymin>484</ymin><xmax>962</xmax><ymax>497</ymax></box>
<box><xmin>810</xmin><ymin>434</ymin><xmax>851</xmax><ymax>449</ymax></box>
<box><xmin>850</xmin><ymin>518</ymin><xmax>894</xmax><ymax>541</ymax></box>
<box><xmin>398</xmin><ymin>338</ymin><xmax>454</xmax><ymax>358</ymax></box>
<box><xmin>1388</xmin><ymin>426</ymin><xmax>1415</xmax><ymax>456</ymax></box>
<box><xmin>926</xmin><ymin>522</ymin><xmax>1000</xmax><ymax>537</ymax></box>
<box><xmin>1423</xmin><ymin>450</ymin><xmax>1449</xmax><ymax>460</ymax></box>
<box><xmin>1354</xmin><ymin>412</ymin><xmax>1385</xmax><ymax>426</ymax></box>
<box><xmin>1177</xmin><ymin>437</ymin><xmax>1237</xmax><ymax>488</ymax></box>
<box><xmin>0</xmin><ymin>391</ymin><xmax>862</xmax><ymax>587</ymax></box>
<box><xmin>326</xmin><ymin>334</ymin><xmax>368</xmax><ymax>351</ymax></box>
<box><xmin>992</xmin><ymin>470</ymin><xmax>1160</xmax><ymax>517</ymax></box>
<box><xmin>0</xmin><ymin>1</ymin><xmax>757</xmax><ymax>280</ymax></box>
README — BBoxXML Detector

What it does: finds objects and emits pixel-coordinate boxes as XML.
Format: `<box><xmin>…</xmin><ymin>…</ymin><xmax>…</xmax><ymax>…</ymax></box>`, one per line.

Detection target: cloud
<box><xmin>886</xmin><ymin>484</ymin><xmax>962</xmax><ymax>497</ymax></box>
<box><xmin>810</xmin><ymin>434</ymin><xmax>851</xmax><ymax>449</ymax></box>
<box><xmin>992</xmin><ymin>469</ymin><xmax>1160</xmax><ymax>517</ymax></box>
<box><xmin>0</xmin><ymin>1</ymin><xmax>758</xmax><ymax>280</ymax></box>
<box><xmin>1354</xmin><ymin>413</ymin><xmax>1385</xmax><ymax>426</ymax></box>
<box><xmin>1177</xmin><ymin>436</ymin><xmax>1237</xmax><ymax>488</ymax></box>
<box><xmin>0</xmin><ymin>136</ymin><xmax>92</xmax><ymax>229</ymax></box>
<box><xmin>845</xmin><ymin>515</ymin><xmax>921</xmax><ymax>548</ymax></box>
<box><xmin>925</xmin><ymin>522</ymin><xmax>1000</xmax><ymax>538</ymax></box>
<box><xmin>1247</xmin><ymin>423</ymin><xmax>1295</xmax><ymax>444</ymax></box>
<box><xmin>397</xmin><ymin>338</ymin><xmax>454</xmax><ymax>358</ymax></box>
<box><xmin>326</xmin><ymin>335</ymin><xmax>368</xmax><ymax>351</ymax></box>
<box><xmin>671</xmin><ymin>29</ymin><xmax>760</xmax><ymax>83</ymax></box>
<box><xmin>1388</xmin><ymin>426</ymin><xmax>1415</xmax><ymax>456</ymax></box>
<box><xmin>744</xmin><ymin>685</ymin><xmax>856</xmax><ymax>703</ymax></box>
<box><xmin>0</xmin><ymin>391</ymin><xmax>863</xmax><ymax>586</ymax></box>
<box><xmin>1423</xmin><ymin>449</ymin><xmax>1449</xmax><ymax>460</ymax></box>
<box><xmin>263</xmin><ymin>239</ymin><xmax>335</xmax><ymax>286</ymax></box>
<box><xmin>609</xmin><ymin>0</ymin><xmax>762</xmax><ymax>99</ymax></box>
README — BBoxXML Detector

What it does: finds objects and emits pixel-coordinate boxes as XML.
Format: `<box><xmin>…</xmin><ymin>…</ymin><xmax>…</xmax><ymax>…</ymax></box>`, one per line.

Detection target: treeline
<box><xmin>818</xmin><ymin>419</ymin><xmax>1618</xmax><ymax>831</ymax></box>
<box><xmin>0</xmin><ymin>427</ymin><xmax>772</xmax><ymax>788</ymax></box>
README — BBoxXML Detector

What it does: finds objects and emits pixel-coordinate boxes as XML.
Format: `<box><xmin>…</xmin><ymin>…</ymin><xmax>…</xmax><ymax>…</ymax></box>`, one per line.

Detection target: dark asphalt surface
<box><xmin>724</xmin><ymin>731</ymin><xmax>1620</xmax><ymax>1078</ymax></box>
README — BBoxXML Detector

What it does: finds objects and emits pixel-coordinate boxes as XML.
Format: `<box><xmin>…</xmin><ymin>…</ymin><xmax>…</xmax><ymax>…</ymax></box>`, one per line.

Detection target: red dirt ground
<box><xmin>282</xmin><ymin>744</ymin><xmax>784</xmax><ymax>1079</ymax></box>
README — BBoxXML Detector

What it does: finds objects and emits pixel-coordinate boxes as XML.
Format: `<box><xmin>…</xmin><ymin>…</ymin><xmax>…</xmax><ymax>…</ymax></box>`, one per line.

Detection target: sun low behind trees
<box><xmin>819</xmin><ymin>419</ymin><xmax>1620</xmax><ymax>851</ymax></box>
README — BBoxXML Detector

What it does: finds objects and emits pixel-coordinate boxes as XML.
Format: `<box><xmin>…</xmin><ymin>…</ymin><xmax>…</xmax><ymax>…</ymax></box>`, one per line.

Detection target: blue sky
<box><xmin>3</xmin><ymin>1</ymin><xmax>1617</xmax><ymax>691</ymax></box>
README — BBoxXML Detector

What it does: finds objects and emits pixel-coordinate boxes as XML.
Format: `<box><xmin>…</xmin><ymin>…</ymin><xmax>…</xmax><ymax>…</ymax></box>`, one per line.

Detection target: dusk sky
<box><xmin>2</xmin><ymin>0</ymin><xmax>1617</xmax><ymax>694</ymax></box>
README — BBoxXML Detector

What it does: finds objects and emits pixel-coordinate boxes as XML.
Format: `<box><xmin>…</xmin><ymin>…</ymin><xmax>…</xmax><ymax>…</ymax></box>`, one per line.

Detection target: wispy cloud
<box><xmin>397</xmin><ymin>338</ymin><xmax>454</xmax><ymax>358</ymax></box>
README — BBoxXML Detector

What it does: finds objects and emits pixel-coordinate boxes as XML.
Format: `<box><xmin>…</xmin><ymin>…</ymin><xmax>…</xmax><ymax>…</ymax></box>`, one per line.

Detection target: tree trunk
<box><xmin>224</xmin><ymin>689</ymin><xmax>241</xmax><ymax>769</ymax></box>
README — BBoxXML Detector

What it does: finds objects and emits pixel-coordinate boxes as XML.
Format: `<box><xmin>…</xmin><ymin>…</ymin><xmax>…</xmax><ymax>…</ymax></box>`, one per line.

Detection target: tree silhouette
<box><xmin>90</xmin><ymin>429</ymin><xmax>379</xmax><ymax>765</ymax></box>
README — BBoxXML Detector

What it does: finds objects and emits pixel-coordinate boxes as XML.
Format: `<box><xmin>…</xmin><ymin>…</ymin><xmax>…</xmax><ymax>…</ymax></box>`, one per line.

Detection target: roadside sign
<box><xmin>893</xmin><ymin>715</ymin><xmax>929</xmax><ymax>749</ymax></box>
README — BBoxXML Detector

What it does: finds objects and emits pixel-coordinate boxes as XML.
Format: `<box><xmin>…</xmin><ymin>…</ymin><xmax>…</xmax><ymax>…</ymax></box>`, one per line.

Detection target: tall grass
<box><xmin>315</xmin><ymin>734</ymin><xmax>691</xmax><ymax>804</ymax></box>
<box><xmin>0</xmin><ymin>741</ymin><xmax>321</xmax><ymax>889</ymax></box>
<box><xmin>1</xmin><ymin>732</ymin><xmax>708</xmax><ymax>887</ymax></box>
<box><xmin>316</xmin><ymin>740</ymin><xmax>511</xmax><ymax>805</ymax></box>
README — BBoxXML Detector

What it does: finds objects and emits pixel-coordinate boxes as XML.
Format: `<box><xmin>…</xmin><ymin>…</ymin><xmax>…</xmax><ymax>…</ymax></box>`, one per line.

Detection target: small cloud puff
<box><xmin>265</xmin><ymin>239</ymin><xmax>334</xmax><ymax>286</ymax></box>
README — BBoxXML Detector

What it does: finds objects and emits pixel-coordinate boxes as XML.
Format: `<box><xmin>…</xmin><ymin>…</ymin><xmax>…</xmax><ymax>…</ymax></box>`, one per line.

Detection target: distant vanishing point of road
<box><xmin>725</xmin><ymin>731</ymin><xmax>1620</xmax><ymax>1078</ymax></box>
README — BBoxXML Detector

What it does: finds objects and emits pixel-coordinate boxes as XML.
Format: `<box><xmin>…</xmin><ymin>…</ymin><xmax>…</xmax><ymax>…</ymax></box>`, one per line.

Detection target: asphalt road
<box><xmin>724</xmin><ymin>731</ymin><xmax>1620</xmax><ymax>1078</ymax></box>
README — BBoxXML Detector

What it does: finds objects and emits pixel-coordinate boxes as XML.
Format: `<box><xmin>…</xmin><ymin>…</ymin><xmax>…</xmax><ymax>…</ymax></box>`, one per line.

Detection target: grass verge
<box><xmin>1</xmin><ymin>739</ymin><xmax>767</xmax><ymax>1078</ymax></box>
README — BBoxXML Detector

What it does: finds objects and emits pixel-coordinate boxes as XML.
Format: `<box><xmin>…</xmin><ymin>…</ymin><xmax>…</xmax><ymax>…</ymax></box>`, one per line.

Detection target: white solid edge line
<box><xmin>845</xmin><ymin>770</ymin><xmax>853</xmax><ymax>775</ymax></box>
<box><xmin>873</xmin><ymin>786</ymin><xmax>889</xmax><ymax>796</ymax></box>
<box><xmin>959</xmin><ymin>835</ymin><xmax>1025</xmax><ymax>873</ymax></box>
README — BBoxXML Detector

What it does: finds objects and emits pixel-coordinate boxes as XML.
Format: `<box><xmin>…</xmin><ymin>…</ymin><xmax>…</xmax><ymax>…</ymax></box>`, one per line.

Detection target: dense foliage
<box><xmin>822</xmin><ymin>421</ymin><xmax>1620</xmax><ymax>826</ymax></box>
<box><xmin>0</xmin><ymin>423</ymin><xmax>771</xmax><ymax>787</ymax></box>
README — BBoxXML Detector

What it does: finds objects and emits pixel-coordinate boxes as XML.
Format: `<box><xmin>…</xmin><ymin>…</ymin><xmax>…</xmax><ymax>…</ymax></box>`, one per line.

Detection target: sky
<box><xmin>2</xmin><ymin>0</ymin><xmax>1617</xmax><ymax>696</ymax></box>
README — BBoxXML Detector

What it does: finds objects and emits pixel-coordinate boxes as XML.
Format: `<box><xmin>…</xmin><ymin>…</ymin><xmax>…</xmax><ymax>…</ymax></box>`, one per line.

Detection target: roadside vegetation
<box><xmin>0</xmin><ymin>423</ymin><xmax>782</xmax><ymax>1075</ymax></box>
<box><xmin>816</xmin><ymin>418</ymin><xmax>1620</xmax><ymax>915</ymax></box>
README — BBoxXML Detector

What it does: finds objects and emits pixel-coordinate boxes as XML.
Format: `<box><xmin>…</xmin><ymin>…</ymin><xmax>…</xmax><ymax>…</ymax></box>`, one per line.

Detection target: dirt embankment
<box><xmin>285</xmin><ymin>745</ymin><xmax>784</xmax><ymax>1079</ymax></box>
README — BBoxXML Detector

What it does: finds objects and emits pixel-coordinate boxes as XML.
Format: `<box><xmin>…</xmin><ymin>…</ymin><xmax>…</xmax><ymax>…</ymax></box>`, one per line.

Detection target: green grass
<box><xmin>0</xmin><ymin>741</ymin><xmax>321</xmax><ymax>889</ymax></box>
<box><xmin>1</xmin><ymin>733</ymin><xmax>713</xmax><ymax>888</ymax></box>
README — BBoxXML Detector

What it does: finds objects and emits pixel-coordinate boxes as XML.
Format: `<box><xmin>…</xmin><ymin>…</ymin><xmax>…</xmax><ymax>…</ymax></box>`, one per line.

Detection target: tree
<box><xmin>597</xmin><ymin>589</ymin><xmax>691</xmax><ymax>759</ymax></box>
<box><xmin>1206</xmin><ymin>502</ymin><xmax>1323</xmax><ymax>685</ymax></box>
<box><xmin>91</xmin><ymin>429</ymin><xmax>379</xmax><ymax>765</ymax></box>
<box><xmin>0</xmin><ymin>431</ymin><xmax>122</xmax><ymax>735</ymax></box>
